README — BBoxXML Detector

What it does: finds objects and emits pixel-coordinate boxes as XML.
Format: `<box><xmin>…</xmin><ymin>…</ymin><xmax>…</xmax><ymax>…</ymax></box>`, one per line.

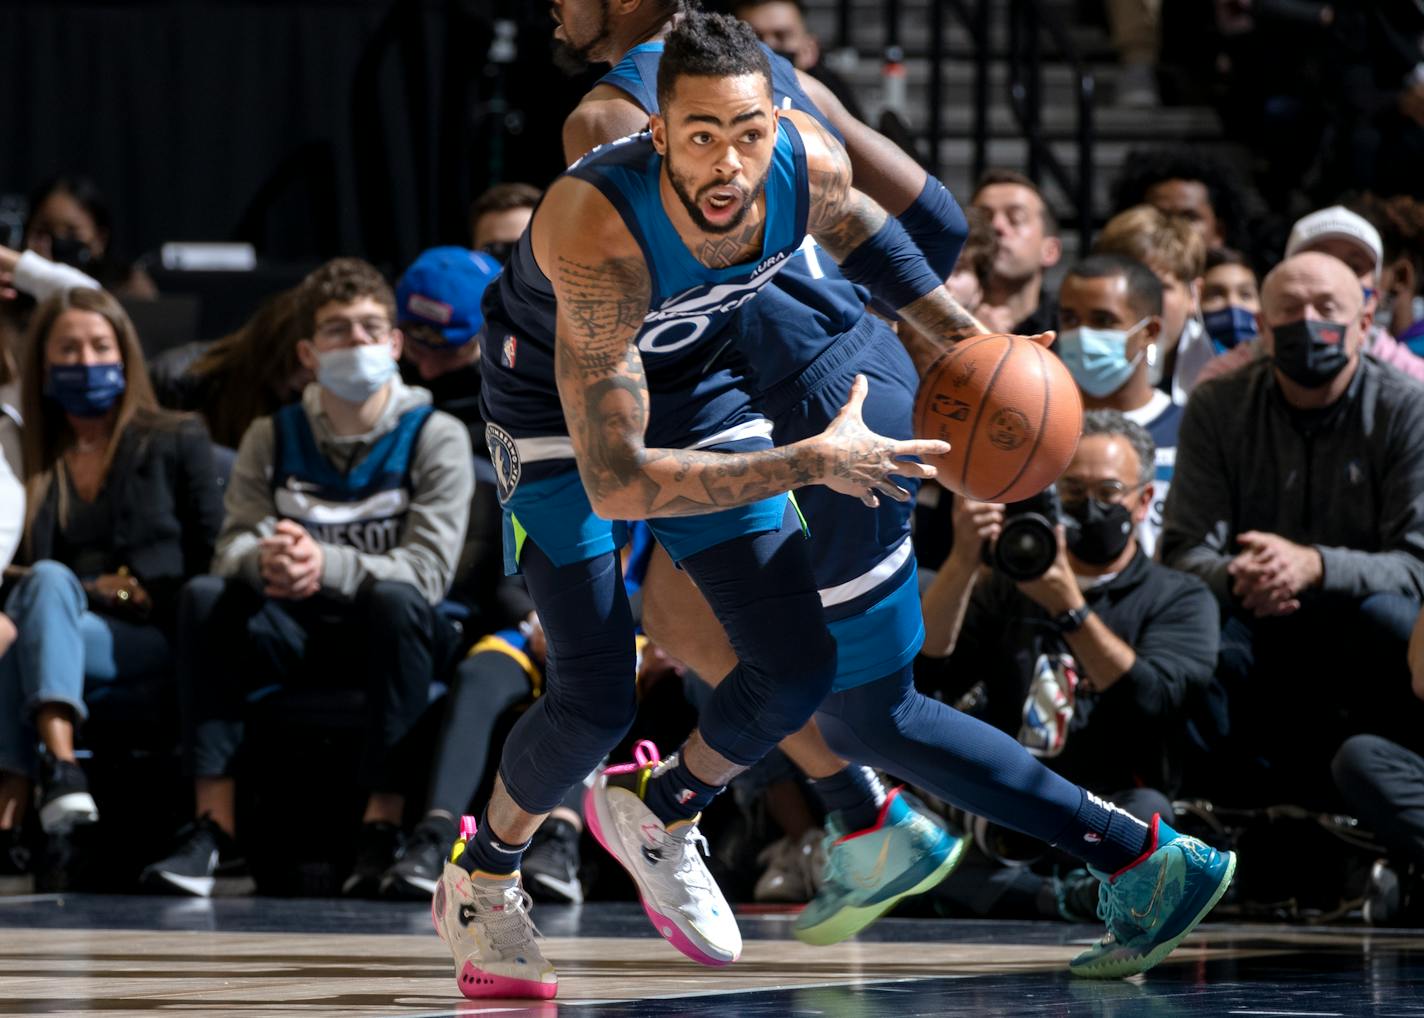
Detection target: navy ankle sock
<box><xmin>457</xmin><ymin>810</ymin><xmax>531</xmax><ymax>876</ymax></box>
<box><xmin>1060</xmin><ymin>791</ymin><xmax>1153</xmax><ymax>873</ymax></box>
<box><xmin>809</xmin><ymin>765</ymin><xmax>886</xmax><ymax>832</ymax></box>
<box><xmin>642</xmin><ymin>752</ymin><xmax>723</xmax><ymax>824</ymax></box>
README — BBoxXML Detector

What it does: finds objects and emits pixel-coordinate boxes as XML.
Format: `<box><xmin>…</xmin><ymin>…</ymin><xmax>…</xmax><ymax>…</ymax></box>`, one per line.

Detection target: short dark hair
<box><xmin>470</xmin><ymin>182</ymin><xmax>541</xmax><ymax>226</ymax></box>
<box><xmin>972</xmin><ymin>168</ymin><xmax>1059</xmax><ymax>236</ymax></box>
<box><xmin>24</xmin><ymin>173</ymin><xmax>113</xmax><ymax>247</ymax></box>
<box><xmin>1110</xmin><ymin>147</ymin><xmax>1249</xmax><ymax>248</ymax></box>
<box><xmin>298</xmin><ymin>258</ymin><xmax>396</xmax><ymax>336</ymax></box>
<box><xmin>1066</xmin><ymin>252</ymin><xmax>1164</xmax><ymax>320</ymax></box>
<box><xmin>657</xmin><ymin>10</ymin><xmax>773</xmax><ymax>113</ymax></box>
<box><xmin>1204</xmin><ymin>246</ymin><xmax>1250</xmax><ymax>273</ymax></box>
<box><xmin>1082</xmin><ymin>409</ymin><xmax>1156</xmax><ymax>488</ymax></box>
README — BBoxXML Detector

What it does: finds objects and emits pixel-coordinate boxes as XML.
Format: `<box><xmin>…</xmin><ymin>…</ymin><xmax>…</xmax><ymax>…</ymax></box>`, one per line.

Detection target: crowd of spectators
<box><xmin>1</xmin><ymin>0</ymin><xmax>1424</xmax><ymax>929</ymax></box>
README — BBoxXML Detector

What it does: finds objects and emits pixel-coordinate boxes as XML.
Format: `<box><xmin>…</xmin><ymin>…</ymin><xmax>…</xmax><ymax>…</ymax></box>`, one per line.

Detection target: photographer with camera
<box><xmin>921</xmin><ymin>411</ymin><xmax>1219</xmax><ymax>820</ymax></box>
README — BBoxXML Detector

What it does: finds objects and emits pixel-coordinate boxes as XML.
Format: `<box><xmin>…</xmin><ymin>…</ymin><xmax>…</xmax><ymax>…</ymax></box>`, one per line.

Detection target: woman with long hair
<box><xmin>0</xmin><ymin>287</ymin><xmax>221</xmax><ymax>859</ymax></box>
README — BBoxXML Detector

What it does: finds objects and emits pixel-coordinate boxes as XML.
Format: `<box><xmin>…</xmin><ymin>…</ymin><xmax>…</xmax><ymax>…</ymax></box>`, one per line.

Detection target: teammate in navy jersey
<box><xmin>432</xmin><ymin>14</ymin><xmax>999</xmax><ymax>1000</ymax></box>
<box><xmin>528</xmin><ymin>0</ymin><xmax>1239</xmax><ymax>989</ymax></box>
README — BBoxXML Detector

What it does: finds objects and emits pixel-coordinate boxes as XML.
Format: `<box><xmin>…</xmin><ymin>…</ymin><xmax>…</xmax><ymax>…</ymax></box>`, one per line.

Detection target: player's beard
<box><xmin>551</xmin><ymin>0</ymin><xmax>613</xmax><ymax>76</ymax></box>
<box><xmin>664</xmin><ymin>146</ymin><xmax>769</xmax><ymax>236</ymax></box>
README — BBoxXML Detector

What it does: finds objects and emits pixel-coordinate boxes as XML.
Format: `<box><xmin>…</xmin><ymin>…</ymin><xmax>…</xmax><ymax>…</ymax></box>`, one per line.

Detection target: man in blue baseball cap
<box><xmin>396</xmin><ymin>246</ymin><xmax>502</xmax><ymax>442</ymax></box>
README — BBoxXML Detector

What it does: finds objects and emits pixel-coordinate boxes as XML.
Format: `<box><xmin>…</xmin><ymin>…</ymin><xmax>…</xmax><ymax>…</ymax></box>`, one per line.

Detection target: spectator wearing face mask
<box><xmin>21</xmin><ymin>175</ymin><xmax>155</xmax><ymax>300</ymax></box>
<box><xmin>1055</xmin><ymin>254</ymin><xmax>1177</xmax><ymax>556</ymax></box>
<box><xmin>469</xmin><ymin>183</ymin><xmax>540</xmax><ymax>265</ymax></box>
<box><xmin>1093</xmin><ymin>205</ymin><xmax>1210</xmax><ymax>404</ymax></box>
<box><xmin>1199</xmin><ymin>247</ymin><xmax>1261</xmax><ymax>356</ymax></box>
<box><xmin>142</xmin><ymin>258</ymin><xmax>474</xmax><ymax>898</ymax></box>
<box><xmin>1364</xmin><ymin>194</ymin><xmax>1424</xmax><ymax>358</ymax></box>
<box><xmin>922</xmin><ymin>411</ymin><xmax>1218</xmax><ymax>821</ymax></box>
<box><xmin>1161</xmin><ymin>251</ymin><xmax>1424</xmax><ymax>805</ymax></box>
<box><xmin>730</xmin><ymin>0</ymin><xmax>864</xmax><ymax>123</ymax></box>
<box><xmin>1200</xmin><ymin>205</ymin><xmax>1424</xmax><ymax>386</ymax></box>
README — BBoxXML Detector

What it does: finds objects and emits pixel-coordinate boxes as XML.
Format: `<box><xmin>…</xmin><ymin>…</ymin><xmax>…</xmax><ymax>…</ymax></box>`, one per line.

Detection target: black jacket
<box><xmin>1162</xmin><ymin>355</ymin><xmax>1424</xmax><ymax>606</ymax></box>
<box><xmin>934</xmin><ymin>550</ymin><xmax>1219</xmax><ymax>796</ymax></box>
<box><xmin>22</xmin><ymin>415</ymin><xmax>223</xmax><ymax>634</ymax></box>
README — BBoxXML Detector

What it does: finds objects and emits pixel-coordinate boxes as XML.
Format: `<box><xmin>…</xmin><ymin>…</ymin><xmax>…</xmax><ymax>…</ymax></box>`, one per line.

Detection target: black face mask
<box><xmin>47</xmin><ymin>235</ymin><xmax>94</xmax><ymax>269</ymax></box>
<box><xmin>1063</xmin><ymin>497</ymin><xmax>1134</xmax><ymax>565</ymax></box>
<box><xmin>1271</xmin><ymin>318</ymin><xmax>1351</xmax><ymax>388</ymax></box>
<box><xmin>480</xmin><ymin>240</ymin><xmax>516</xmax><ymax>266</ymax></box>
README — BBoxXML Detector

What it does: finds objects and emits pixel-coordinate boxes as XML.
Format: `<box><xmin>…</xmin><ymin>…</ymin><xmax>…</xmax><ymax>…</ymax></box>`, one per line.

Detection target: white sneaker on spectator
<box><xmin>754</xmin><ymin>827</ymin><xmax>826</xmax><ymax>903</ymax></box>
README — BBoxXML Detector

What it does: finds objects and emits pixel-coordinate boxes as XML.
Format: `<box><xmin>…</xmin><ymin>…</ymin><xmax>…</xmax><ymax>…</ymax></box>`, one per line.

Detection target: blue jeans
<box><xmin>0</xmin><ymin>560</ymin><xmax>171</xmax><ymax>777</ymax></box>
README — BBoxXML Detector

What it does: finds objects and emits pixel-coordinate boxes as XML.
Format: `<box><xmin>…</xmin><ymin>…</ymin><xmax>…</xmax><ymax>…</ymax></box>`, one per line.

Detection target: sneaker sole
<box><xmin>144</xmin><ymin>871</ymin><xmax>257</xmax><ymax>898</ymax></box>
<box><xmin>583</xmin><ymin>784</ymin><xmax>737</xmax><ymax>967</ymax></box>
<box><xmin>385</xmin><ymin>871</ymin><xmax>440</xmax><ymax>901</ymax></box>
<box><xmin>793</xmin><ymin>834</ymin><xmax>968</xmax><ymax>947</ymax></box>
<box><xmin>1069</xmin><ymin>850</ymin><xmax>1237</xmax><ymax>979</ymax></box>
<box><xmin>39</xmin><ymin>793</ymin><xmax>99</xmax><ymax>834</ymax></box>
<box><xmin>457</xmin><ymin>959</ymin><xmax>557</xmax><ymax>1000</ymax></box>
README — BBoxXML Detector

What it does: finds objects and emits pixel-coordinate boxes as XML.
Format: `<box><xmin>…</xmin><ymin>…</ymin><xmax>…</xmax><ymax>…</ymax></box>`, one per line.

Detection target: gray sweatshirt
<box><xmin>1160</xmin><ymin>355</ymin><xmax>1424</xmax><ymax>605</ymax></box>
<box><xmin>213</xmin><ymin>379</ymin><xmax>474</xmax><ymax>604</ymax></box>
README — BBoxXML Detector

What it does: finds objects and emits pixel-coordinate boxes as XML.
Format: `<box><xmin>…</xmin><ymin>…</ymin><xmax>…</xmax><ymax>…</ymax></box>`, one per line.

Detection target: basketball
<box><xmin>912</xmin><ymin>334</ymin><xmax>1083</xmax><ymax>503</ymax></box>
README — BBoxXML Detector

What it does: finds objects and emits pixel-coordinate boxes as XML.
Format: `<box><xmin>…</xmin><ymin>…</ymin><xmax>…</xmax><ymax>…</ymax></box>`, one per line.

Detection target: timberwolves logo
<box><xmin>486</xmin><ymin>424</ymin><xmax>521</xmax><ymax>503</ymax></box>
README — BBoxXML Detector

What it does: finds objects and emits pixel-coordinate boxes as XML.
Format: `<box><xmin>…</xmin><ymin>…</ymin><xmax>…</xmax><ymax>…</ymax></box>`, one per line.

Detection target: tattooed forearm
<box><xmin>896</xmin><ymin>289</ymin><xmax>990</xmax><ymax>369</ymax></box>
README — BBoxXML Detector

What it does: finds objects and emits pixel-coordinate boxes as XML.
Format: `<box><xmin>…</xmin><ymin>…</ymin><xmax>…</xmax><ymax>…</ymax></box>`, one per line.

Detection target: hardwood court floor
<box><xmin>0</xmin><ymin>894</ymin><xmax>1419</xmax><ymax>1016</ymax></box>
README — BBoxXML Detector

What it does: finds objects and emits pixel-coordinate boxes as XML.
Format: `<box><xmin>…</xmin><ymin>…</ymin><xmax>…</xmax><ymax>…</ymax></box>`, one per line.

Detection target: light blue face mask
<box><xmin>1055</xmin><ymin>318</ymin><xmax>1151</xmax><ymax>398</ymax></box>
<box><xmin>316</xmin><ymin>343</ymin><xmax>398</xmax><ymax>403</ymax></box>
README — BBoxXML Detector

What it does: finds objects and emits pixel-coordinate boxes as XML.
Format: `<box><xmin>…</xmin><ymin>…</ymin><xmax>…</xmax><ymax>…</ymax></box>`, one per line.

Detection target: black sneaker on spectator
<box><xmin>142</xmin><ymin>816</ymin><xmax>255</xmax><ymax>898</ymax></box>
<box><xmin>1052</xmin><ymin>867</ymin><xmax>1101</xmax><ymax>923</ymax></box>
<box><xmin>1364</xmin><ymin>860</ymin><xmax>1424</xmax><ymax>927</ymax></box>
<box><xmin>523</xmin><ymin>817</ymin><xmax>584</xmax><ymax>905</ymax></box>
<box><xmin>38</xmin><ymin>759</ymin><xmax>98</xmax><ymax>834</ymax></box>
<box><xmin>342</xmin><ymin>821</ymin><xmax>404</xmax><ymax>898</ymax></box>
<box><xmin>0</xmin><ymin>829</ymin><xmax>33</xmax><ymax>896</ymax></box>
<box><xmin>381</xmin><ymin>820</ymin><xmax>449</xmax><ymax>900</ymax></box>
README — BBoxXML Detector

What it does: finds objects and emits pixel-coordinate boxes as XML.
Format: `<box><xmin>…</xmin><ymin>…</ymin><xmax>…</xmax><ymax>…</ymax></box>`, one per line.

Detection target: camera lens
<box><xmin>993</xmin><ymin>512</ymin><xmax>1059</xmax><ymax>580</ymax></box>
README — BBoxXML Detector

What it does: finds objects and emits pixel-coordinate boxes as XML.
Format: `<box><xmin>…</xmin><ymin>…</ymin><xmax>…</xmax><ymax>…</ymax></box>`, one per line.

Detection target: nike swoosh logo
<box><xmin>849</xmin><ymin>837</ymin><xmax>893</xmax><ymax>890</ymax></box>
<box><xmin>531</xmin><ymin>873</ymin><xmax>582</xmax><ymax>900</ymax></box>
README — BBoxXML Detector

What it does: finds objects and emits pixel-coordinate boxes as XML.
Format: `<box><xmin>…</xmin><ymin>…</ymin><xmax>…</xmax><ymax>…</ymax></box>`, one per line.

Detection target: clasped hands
<box><xmin>259</xmin><ymin>519</ymin><xmax>324</xmax><ymax>600</ymax></box>
<box><xmin>1227</xmin><ymin>530</ymin><xmax>1322</xmax><ymax>618</ymax></box>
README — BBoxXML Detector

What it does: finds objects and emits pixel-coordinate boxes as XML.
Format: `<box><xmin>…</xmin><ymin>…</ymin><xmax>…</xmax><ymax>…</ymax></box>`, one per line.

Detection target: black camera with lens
<box><xmin>982</xmin><ymin>485</ymin><xmax>1065</xmax><ymax>581</ymax></box>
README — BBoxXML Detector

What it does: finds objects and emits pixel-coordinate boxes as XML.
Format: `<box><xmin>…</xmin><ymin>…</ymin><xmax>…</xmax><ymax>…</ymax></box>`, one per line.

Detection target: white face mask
<box><xmin>316</xmin><ymin>343</ymin><xmax>397</xmax><ymax>402</ymax></box>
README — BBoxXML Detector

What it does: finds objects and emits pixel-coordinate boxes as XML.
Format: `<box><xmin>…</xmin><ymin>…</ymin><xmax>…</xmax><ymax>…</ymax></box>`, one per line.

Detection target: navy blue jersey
<box><xmin>271</xmin><ymin>402</ymin><xmax>433</xmax><ymax>554</ymax></box>
<box><xmin>480</xmin><ymin>121</ymin><xmax>809</xmax><ymax>458</ymax></box>
<box><xmin>596</xmin><ymin>41</ymin><xmax>872</xmax><ymax>394</ymax></box>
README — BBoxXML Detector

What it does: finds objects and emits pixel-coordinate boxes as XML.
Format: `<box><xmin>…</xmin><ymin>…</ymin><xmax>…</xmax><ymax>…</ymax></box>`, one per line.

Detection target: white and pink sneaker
<box><xmin>431</xmin><ymin>816</ymin><xmax>557</xmax><ymax>1000</ymax></box>
<box><xmin>585</xmin><ymin>741</ymin><xmax>742</xmax><ymax>966</ymax></box>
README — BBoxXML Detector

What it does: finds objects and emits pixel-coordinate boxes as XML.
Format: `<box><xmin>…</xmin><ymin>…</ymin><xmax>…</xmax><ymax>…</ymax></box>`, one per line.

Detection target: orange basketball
<box><xmin>913</xmin><ymin>334</ymin><xmax>1083</xmax><ymax>503</ymax></box>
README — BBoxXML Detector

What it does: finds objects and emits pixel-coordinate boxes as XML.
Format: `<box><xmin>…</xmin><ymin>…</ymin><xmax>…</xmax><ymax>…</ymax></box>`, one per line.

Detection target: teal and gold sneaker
<box><xmin>1070</xmin><ymin>814</ymin><xmax>1237</xmax><ymax>979</ymax></box>
<box><xmin>793</xmin><ymin>788</ymin><xmax>966</xmax><ymax>946</ymax></box>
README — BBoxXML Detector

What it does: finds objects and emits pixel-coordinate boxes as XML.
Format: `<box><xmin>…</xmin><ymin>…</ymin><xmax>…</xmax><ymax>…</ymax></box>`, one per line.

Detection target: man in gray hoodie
<box><xmin>1161</xmin><ymin>251</ymin><xmax>1424</xmax><ymax>804</ymax></box>
<box><xmin>142</xmin><ymin>258</ymin><xmax>474</xmax><ymax>898</ymax></box>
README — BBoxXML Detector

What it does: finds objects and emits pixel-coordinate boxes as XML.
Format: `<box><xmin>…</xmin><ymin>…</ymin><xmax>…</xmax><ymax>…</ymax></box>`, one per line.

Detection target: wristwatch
<box><xmin>1053</xmin><ymin>604</ymin><xmax>1092</xmax><ymax>634</ymax></box>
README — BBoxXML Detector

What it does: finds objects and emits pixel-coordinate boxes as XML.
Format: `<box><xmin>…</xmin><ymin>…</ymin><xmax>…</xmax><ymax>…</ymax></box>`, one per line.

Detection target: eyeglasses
<box><xmin>314</xmin><ymin>317</ymin><xmax>393</xmax><ymax>343</ymax></box>
<box><xmin>1058</xmin><ymin>479</ymin><xmax>1147</xmax><ymax>505</ymax></box>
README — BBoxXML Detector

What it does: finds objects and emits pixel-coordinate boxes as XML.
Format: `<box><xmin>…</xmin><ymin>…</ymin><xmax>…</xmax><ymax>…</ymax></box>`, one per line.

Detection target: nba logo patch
<box><xmin>485</xmin><ymin>423</ymin><xmax>522</xmax><ymax>503</ymax></box>
<box><xmin>502</xmin><ymin>334</ymin><xmax>518</xmax><ymax>369</ymax></box>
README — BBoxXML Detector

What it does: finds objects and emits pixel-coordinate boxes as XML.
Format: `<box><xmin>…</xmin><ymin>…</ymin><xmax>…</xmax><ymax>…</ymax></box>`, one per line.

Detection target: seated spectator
<box><xmin>380</xmin><ymin>615</ymin><xmax>587</xmax><ymax>905</ymax></box>
<box><xmin>1109</xmin><ymin>147</ymin><xmax>1252</xmax><ymax>253</ymax></box>
<box><xmin>971</xmin><ymin>170</ymin><xmax>1062</xmax><ymax>335</ymax></box>
<box><xmin>731</xmin><ymin>0</ymin><xmax>864</xmax><ymax>121</ymax></box>
<box><xmin>469</xmin><ymin>183</ymin><xmax>540</xmax><ymax>265</ymax></box>
<box><xmin>1199</xmin><ymin>247</ymin><xmax>1261</xmax><ymax>355</ymax></box>
<box><xmin>945</xmin><ymin>207</ymin><xmax>997</xmax><ymax>317</ymax></box>
<box><xmin>141</xmin><ymin>258</ymin><xmax>474</xmax><ymax>897</ymax></box>
<box><xmin>922</xmin><ymin>411</ymin><xmax>1217</xmax><ymax>814</ymax></box>
<box><xmin>1162</xmin><ymin>251</ymin><xmax>1424</xmax><ymax>805</ymax></box>
<box><xmin>1331</xmin><ymin>605</ymin><xmax>1424</xmax><ymax>926</ymax></box>
<box><xmin>1055</xmin><ymin>254</ymin><xmax>1178</xmax><ymax>555</ymax></box>
<box><xmin>21</xmin><ymin>175</ymin><xmax>156</xmax><ymax>299</ymax></box>
<box><xmin>395</xmin><ymin>246</ymin><xmax>502</xmax><ymax>444</ymax></box>
<box><xmin>1199</xmin><ymin>205</ymin><xmax>1424</xmax><ymax>386</ymax></box>
<box><xmin>1093</xmin><ymin>204</ymin><xmax>1209</xmax><ymax>402</ymax></box>
<box><xmin>148</xmin><ymin>287</ymin><xmax>309</xmax><ymax>449</ymax></box>
<box><xmin>0</xmin><ymin>287</ymin><xmax>220</xmax><ymax>880</ymax></box>
<box><xmin>1365</xmin><ymin>194</ymin><xmax>1424</xmax><ymax>356</ymax></box>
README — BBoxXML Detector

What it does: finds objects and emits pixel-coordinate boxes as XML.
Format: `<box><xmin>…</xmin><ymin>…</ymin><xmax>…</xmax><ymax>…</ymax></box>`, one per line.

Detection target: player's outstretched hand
<box><xmin>815</xmin><ymin>374</ymin><xmax>949</xmax><ymax>508</ymax></box>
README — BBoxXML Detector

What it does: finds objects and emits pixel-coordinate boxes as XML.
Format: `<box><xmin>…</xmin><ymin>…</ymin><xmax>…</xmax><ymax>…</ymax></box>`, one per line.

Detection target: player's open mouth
<box><xmin>702</xmin><ymin>187</ymin><xmax>743</xmax><ymax>221</ymax></box>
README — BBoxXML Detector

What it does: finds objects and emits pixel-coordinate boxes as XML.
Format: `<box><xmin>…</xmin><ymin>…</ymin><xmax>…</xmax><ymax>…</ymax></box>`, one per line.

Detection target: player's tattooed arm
<box><xmin>548</xmin><ymin>236</ymin><xmax>947</xmax><ymax>517</ymax></box>
<box><xmin>791</xmin><ymin>112</ymin><xmax>989</xmax><ymax>369</ymax></box>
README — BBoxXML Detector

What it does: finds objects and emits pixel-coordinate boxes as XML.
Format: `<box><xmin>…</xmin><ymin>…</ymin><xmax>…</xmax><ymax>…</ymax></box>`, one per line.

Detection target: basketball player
<box><xmin>431</xmin><ymin>13</ymin><xmax>1011</xmax><ymax>1000</ymax></box>
<box><xmin>552</xmin><ymin>0</ymin><xmax>1239</xmax><ymax>983</ymax></box>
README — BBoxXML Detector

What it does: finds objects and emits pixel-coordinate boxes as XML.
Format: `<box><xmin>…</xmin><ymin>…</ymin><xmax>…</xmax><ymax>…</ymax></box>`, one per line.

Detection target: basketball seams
<box><xmin>986</xmin><ymin>340</ymin><xmax>1053</xmax><ymax>503</ymax></box>
<box><xmin>958</xmin><ymin>338</ymin><xmax>1013</xmax><ymax>494</ymax></box>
